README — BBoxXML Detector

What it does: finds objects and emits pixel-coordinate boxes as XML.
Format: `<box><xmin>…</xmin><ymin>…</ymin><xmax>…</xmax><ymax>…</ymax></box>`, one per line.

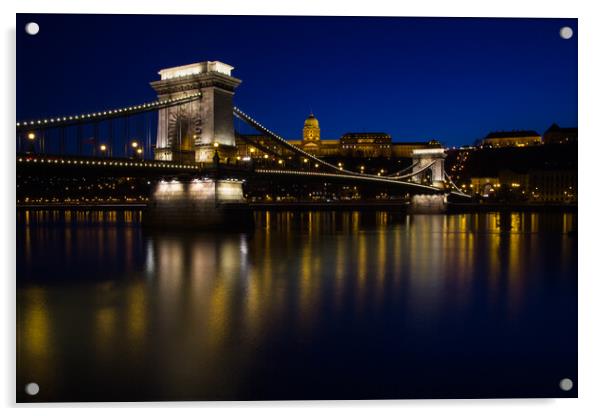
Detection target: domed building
<box><xmin>302</xmin><ymin>113</ymin><xmax>321</xmax><ymax>149</ymax></box>
<box><xmin>297</xmin><ymin>113</ymin><xmax>339</xmax><ymax>156</ymax></box>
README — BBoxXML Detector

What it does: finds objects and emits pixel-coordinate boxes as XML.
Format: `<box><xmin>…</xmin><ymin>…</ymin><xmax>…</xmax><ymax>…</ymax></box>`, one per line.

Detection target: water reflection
<box><xmin>16</xmin><ymin>209</ymin><xmax>577</xmax><ymax>401</ymax></box>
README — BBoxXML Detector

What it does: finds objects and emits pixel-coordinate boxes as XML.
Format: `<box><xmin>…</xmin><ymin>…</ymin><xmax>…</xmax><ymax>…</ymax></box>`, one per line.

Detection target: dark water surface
<box><xmin>16</xmin><ymin>210</ymin><xmax>577</xmax><ymax>401</ymax></box>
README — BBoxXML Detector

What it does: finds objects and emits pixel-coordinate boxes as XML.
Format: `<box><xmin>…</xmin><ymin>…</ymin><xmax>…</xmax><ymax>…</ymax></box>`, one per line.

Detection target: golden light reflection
<box><xmin>351</xmin><ymin>212</ymin><xmax>359</xmax><ymax>233</ymax></box>
<box><xmin>207</xmin><ymin>278</ymin><xmax>228</xmax><ymax>349</ymax></box>
<box><xmin>356</xmin><ymin>231</ymin><xmax>368</xmax><ymax>312</ymax></box>
<box><xmin>126</xmin><ymin>282</ymin><xmax>147</xmax><ymax>352</ymax></box>
<box><xmin>299</xmin><ymin>240</ymin><xmax>313</xmax><ymax>327</ymax></box>
<box><xmin>334</xmin><ymin>235</ymin><xmax>346</xmax><ymax>312</ymax></box>
<box><xmin>244</xmin><ymin>266</ymin><xmax>262</xmax><ymax>339</ymax></box>
<box><xmin>18</xmin><ymin>287</ymin><xmax>55</xmax><ymax>391</ymax></box>
<box><xmin>20</xmin><ymin>287</ymin><xmax>51</xmax><ymax>360</ymax></box>
<box><xmin>23</xmin><ymin>211</ymin><xmax>31</xmax><ymax>264</ymax></box>
<box><xmin>560</xmin><ymin>213</ymin><xmax>576</xmax><ymax>278</ymax></box>
<box><xmin>392</xmin><ymin>225</ymin><xmax>403</xmax><ymax>288</ymax></box>
<box><xmin>16</xmin><ymin>209</ymin><xmax>576</xmax><ymax>400</ymax></box>
<box><xmin>157</xmin><ymin>239</ymin><xmax>185</xmax><ymax>298</ymax></box>
<box><xmin>375</xmin><ymin>229</ymin><xmax>387</xmax><ymax>305</ymax></box>
<box><xmin>562</xmin><ymin>212</ymin><xmax>575</xmax><ymax>234</ymax></box>
<box><xmin>406</xmin><ymin>216</ymin><xmax>443</xmax><ymax>321</ymax></box>
<box><xmin>530</xmin><ymin>213</ymin><xmax>538</xmax><ymax>233</ymax></box>
<box><xmin>94</xmin><ymin>305</ymin><xmax>117</xmax><ymax>359</ymax></box>
<box><xmin>507</xmin><ymin>230</ymin><xmax>523</xmax><ymax>316</ymax></box>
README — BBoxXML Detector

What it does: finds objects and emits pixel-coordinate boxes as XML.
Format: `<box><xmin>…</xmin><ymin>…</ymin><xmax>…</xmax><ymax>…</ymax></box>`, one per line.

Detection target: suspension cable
<box><xmin>387</xmin><ymin>161</ymin><xmax>437</xmax><ymax>180</ymax></box>
<box><xmin>16</xmin><ymin>92</ymin><xmax>202</xmax><ymax>132</ymax></box>
<box><xmin>234</xmin><ymin>107</ymin><xmax>415</xmax><ymax>180</ymax></box>
<box><xmin>385</xmin><ymin>161</ymin><xmax>420</xmax><ymax>177</ymax></box>
<box><xmin>444</xmin><ymin>172</ymin><xmax>470</xmax><ymax>197</ymax></box>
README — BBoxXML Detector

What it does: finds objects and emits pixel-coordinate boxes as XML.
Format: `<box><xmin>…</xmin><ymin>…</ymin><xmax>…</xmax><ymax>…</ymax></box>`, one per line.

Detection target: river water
<box><xmin>16</xmin><ymin>209</ymin><xmax>577</xmax><ymax>401</ymax></box>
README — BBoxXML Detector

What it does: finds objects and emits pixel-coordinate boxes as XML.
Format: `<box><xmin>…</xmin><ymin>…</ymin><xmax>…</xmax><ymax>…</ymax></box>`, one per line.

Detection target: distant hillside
<box><xmin>448</xmin><ymin>143</ymin><xmax>577</xmax><ymax>179</ymax></box>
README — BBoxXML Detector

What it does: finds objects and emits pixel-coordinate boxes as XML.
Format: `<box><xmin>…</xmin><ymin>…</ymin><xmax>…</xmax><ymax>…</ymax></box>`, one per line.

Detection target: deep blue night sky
<box><xmin>16</xmin><ymin>14</ymin><xmax>577</xmax><ymax>146</ymax></box>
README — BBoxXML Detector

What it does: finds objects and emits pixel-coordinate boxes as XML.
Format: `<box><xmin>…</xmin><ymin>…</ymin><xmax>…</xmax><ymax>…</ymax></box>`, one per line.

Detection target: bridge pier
<box><xmin>408</xmin><ymin>194</ymin><xmax>448</xmax><ymax>214</ymax></box>
<box><xmin>144</xmin><ymin>178</ymin><xmax>252</xmax><ymax>229</ymax></box>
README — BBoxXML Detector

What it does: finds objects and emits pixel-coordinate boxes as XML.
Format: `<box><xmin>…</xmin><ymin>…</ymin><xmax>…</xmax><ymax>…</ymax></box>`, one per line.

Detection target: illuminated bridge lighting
<box><xmin>232</xmin><ymin>106</ymin><xmax>466</xmax><ymax>198</ymax></box>
<box><xmin>255</xmin><ymin>169</ymin><xmax>444</xmax><ymax>192</ymax></box>
<box><xmin>15</xmin><ymin>92</ymin><xmax>203</xmax><ymax>131</ymax></box>
<box><xmin>16</xmin><ymin>155</ymin><xmax>198</xmax><ymax>171</ymax></box>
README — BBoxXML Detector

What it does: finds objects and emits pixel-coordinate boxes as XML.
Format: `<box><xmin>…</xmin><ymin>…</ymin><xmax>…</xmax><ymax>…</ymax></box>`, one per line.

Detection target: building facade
<box><xmin>339</xmin><ymin>133</ymin><xmax>392</xmax><ymax>157</ymax></box>
<box><xmin>529</xmin><ymin>169</ymin><xmax>577</xmax><ymax>203</ymax></box>
<box><xmin>481</xmin><ymin>130</ymin><xmax>542</xmax><ymax>147</ymax></box>
<box><xmin>467</xmin><ymin>169</ymin><xmax>576</xmax><ymax>203</ymax></box>
<box><xmin>469</xmin><ymin>177</ymin><xmax>501</xmax><ymax>196</ymax></box>
<box><xmin>542</xmin><ymin>124</ymin><xmax>578</xmax><ymax>145</ymax></box>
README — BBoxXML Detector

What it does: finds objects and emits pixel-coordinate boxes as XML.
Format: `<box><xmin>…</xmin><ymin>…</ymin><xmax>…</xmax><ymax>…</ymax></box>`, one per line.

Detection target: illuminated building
<box><xmin>529</xmin><ymin>169</ymin><xmax>577</xmax><ymax>203</ymax></box>
<box><xmin>542</xmin><ymin>124</ymin><xmax>578</xmax><ymax>145</ymax></box>
<box><xmin>481</xmin><ymin>130</ymin><xmax>542</xmax><ymax>147</ymax></box>
<box><xmin>469</xmin><ymin>176</ymin><xmax>500</xmax><ymax>196</ymax></box>
<box><xmin>499</xmin><ymin>169</ymin><xmax>529</xmax><ymax>189</ymax></box>
<box><xmin>339</xmin><ymin>133</ymin><xmax>392</xmax><ymax>157</ymax></box>
<box><xmin>290</xmin><ymin>113</ymin><xmax>340</xmax><ymax>156</ymax></box>
<box><xmin>468</xmin><ymin>168</ymin><xmax>576</xmax><ymax>203</ymax></box>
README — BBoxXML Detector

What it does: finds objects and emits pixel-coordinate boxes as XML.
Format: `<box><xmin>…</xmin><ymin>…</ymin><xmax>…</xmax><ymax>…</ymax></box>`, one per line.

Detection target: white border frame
<box><xmin>2</xmin><ymin>1</ymin><xmax>600</xmax><ymax>414</ymax></box>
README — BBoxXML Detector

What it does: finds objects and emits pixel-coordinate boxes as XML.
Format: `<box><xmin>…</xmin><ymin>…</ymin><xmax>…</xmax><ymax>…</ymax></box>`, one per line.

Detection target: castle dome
<box><xmin>304</xmin><ymin>113</ymin><xmax>320</xmax><ymax>129</ymax></box>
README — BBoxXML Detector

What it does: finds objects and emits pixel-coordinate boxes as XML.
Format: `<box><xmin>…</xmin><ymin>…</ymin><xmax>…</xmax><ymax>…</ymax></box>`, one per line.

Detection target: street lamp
<box><xmin>136</xmin><ymin>148</ymin><xmax>143</xmax><ymax>159</ymax></box>
<box><xmin>125</xmin><ymin>139</ymin><xmax>140</xmax><ymax>157</ymax></box>
<box><xmin>26</xmin><ymin>132</ymin><xmax>36</xmax><ymax>153</ymax></box>
<box><xmin>125</xmin><ymin>140</ymin><xmax>139</xmax><ymax>158</ymax></box>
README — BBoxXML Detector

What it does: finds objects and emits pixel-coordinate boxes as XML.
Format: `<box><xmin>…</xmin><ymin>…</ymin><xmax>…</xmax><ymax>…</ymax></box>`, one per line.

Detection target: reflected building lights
<box><xmin>126</xmin><ymin>283</ymin><xmax>147</xmax><ymax>353</ymax></box>
<box><xmin>94</xmin><ymin>306</ymin><xmax>117</xmax><ymax>361</ymax></box>
<box><xmin>16</xmin><ymin>208</ymin><xmax>576</xmax><ymax>400</ymax></box>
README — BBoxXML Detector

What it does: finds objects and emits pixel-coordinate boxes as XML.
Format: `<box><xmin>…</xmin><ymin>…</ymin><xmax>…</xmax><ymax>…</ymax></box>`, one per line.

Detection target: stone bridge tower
<box><xmin>411</xmin><ymin>148</ymin><xmax>447</xmax><ymax>189</ymax></box>
<box><xmin>151</xmin><ymin>61</ymin><xmax>241</xmax><ymax>163</ymax></box>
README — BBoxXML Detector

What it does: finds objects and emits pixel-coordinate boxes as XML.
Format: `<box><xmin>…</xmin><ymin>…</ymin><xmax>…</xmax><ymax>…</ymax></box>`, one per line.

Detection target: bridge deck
<box><xmin>16</xmin><ymin>154</ymin><xmax>469</xmax><ymax>198</ymax></box>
